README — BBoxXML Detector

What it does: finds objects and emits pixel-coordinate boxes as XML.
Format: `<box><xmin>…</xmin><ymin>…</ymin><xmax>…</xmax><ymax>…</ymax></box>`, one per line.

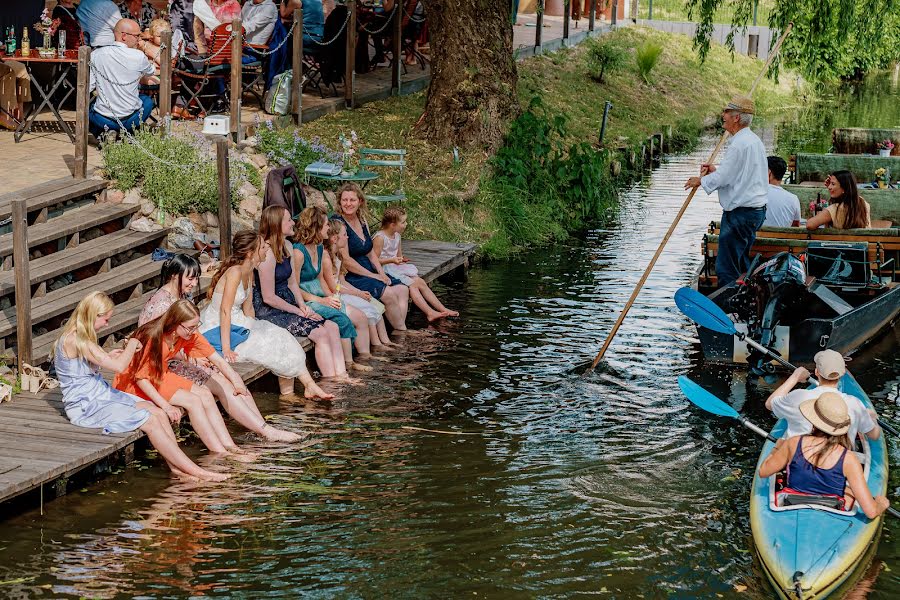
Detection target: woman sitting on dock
<box><xmin>54</xmin><ymin>292</ymin><xmax>227</xmax><ymax>482</ymax></box>
<box><xmin>200</xmin><ymin>230</ymin><xmax>333</xmax><ymax>400</ymax></box>
<box><xmin>806</xmin><ymin>170</ymin><xmax>872</xmax><ymax>230</ymax></box>
<box><xmin>114</xmin><ymin>300</ymin><xmax>254</xmax><ymax>459</ymax></box>
<box><xmin>334</xmin><ymin>184</ymin><xmax>410</xmax><ymax>332</ymax></box>
<box><xmin>255</xmin><ymin>206</ymin><xmax>354</xmax><ymax>383</ymax></box>
<box><xmin>294</xmin><ymin>206</ymin><xmax>373</xmax><ymax>372</ymax></box>
<box><xmin>139</xmin><ymin>254</ymin><xmax>300</xmax><ymax>442</ymax></box>
<box><xmin>758</xmin><ymin>392</ymin><xmax>889</xmax><ymax>518</ymax></box>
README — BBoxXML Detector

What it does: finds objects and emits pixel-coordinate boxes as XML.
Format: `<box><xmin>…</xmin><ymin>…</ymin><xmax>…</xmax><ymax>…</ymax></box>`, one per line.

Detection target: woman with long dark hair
<box><xmin>806</xmin><ymin>170</ymin><xmax>872</xmax><ymax>230</ymax></box>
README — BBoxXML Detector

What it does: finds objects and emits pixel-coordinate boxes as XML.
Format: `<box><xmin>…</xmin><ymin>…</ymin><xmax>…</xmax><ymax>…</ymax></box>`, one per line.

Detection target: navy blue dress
<box><xmin>253</xmin><ymin>250</ymin><xmax>324</xmax><ymax>337</ymax></box>
<box><xmin>337</xmin><ymin>216</ymin><xmax>401</xmax><ymax>299</ymax></box>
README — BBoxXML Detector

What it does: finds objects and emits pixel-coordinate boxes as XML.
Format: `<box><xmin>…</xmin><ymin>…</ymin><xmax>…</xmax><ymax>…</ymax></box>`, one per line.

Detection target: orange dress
<box><xmin>114</xmin><ymin>334</ymin><xmax>215</xmax><ymax>401</ymax></box>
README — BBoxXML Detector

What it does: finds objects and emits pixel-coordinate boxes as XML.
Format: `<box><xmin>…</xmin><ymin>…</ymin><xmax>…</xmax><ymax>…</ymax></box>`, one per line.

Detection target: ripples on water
<box><xmin>1</xmin><ymin>140</ymin><xmax>898</xmax><ymax>598</ymax></box>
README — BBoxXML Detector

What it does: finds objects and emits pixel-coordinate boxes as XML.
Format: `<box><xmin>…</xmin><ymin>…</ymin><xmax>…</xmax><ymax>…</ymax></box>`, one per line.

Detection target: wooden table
<box><xmin>3</xmin><ymin>49</ymin><xmax>79</xmax><ymax>143</ymax></box>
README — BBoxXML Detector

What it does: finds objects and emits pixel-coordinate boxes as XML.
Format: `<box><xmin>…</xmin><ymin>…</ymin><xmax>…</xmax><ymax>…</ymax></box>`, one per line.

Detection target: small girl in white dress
<box><xmin>373</xmin><ymin>207</ymin><xmax>458</xmax><ymax>322</ymax></box>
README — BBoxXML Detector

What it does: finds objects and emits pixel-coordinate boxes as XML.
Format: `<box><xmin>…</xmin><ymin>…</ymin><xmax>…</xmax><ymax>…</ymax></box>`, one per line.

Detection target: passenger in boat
<box><xmin>684</xmin><ymin>96</ymin><xmax>768</xmax><ymax>287</ymax></box>
<box><xmin>54</xmin><ymin>292</ymin><xmax>227</xmax><ymax>482</ymax></box>
<box><xmin>763</xmin><ymin>156</ymin><xmax>801</xmax><ymax>228</ymax></box>
<box><xmin>139</xmin><ymin>254</ymin><xmax>301</xmax><ymax>442</ymax></box>
<box><xmin>806</xmin><ymin>170</ymin><xmax>872</xmax><ymax>230</ymax></box>
<box><xmin>765</xmin><ymin>350</ymin><xmax>881</xmax><ymax>448</ymax></box>
<box><xmin>759</xmin><ymin>393</ymin><xmax>890</xmax><ymax>518</ymax></box>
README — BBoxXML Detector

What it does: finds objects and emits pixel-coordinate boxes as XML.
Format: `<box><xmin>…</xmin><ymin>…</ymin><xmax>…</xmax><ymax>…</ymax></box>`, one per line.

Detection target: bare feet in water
<box><xmin>349</xmin><ymin>361</ymin><xmax>374</xmax><ymax>372</ymax></box>
<box><xmin>441</xmin><ymin>309</ymin><xmax>459</xmax><ymax>317</ymax></box>
<box><xmin>301</xmin><ymin>380</ymin><xmax>335</xmax><ymax>400</ymax></box>
<box><xmin>172</xmin><ymin>466</ymin><xmax>230</xmax><ymax>482</ymax></box>
<box><xmin>225</xmin><ymin>447</ymin><xmax>259</xmax><ymax>463</ymax></box>
<box><xmin>357</xmin><ymin>352</ymin><xmax>389</xmax><ymax>363</ymax></box>
<box><xmin>260</xmin><ymin>424</ymin><xmax>304</xmax><ymax>442</ymax></box>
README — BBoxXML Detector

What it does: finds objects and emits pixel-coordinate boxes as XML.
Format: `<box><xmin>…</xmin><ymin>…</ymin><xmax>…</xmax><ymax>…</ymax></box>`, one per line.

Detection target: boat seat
<box><xmin>777</xmin><ymin>488</ymin><xmax>845</xmax><ymax>511</ymax></box>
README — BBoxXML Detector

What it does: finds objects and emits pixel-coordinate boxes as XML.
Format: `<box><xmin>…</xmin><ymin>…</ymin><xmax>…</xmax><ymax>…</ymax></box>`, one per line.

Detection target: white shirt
<box><xmin>242</xmin><ymin>0</ymin><xmax>279</xmax><ymax>45</ymax></box>
<box><xmin>701</xmin><ymin>127</ymin><xmax>769</xmax><ymax>211</ymax></box>
<box><xmin>771</xmin><ymin>385</ymin><xmax>876</xmax><ymax>447</ymax></box>
<box><xmin>90</xmin><ymin>42</ymin><xmax>155</xmax><ymax>118</ymax></box>
<box><xmin>763</xmin><ymin>184</ymin><xmax>801</xmax><ymax>227</ymax></box>
<box><xmin>76</xmin><ymin>0</ymin><xmax>121</xmax><ymax>48</ymax></box>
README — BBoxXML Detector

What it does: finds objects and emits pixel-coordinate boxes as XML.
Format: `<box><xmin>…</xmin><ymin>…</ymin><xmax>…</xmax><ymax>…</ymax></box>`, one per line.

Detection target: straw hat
<box><xmin>723</xmin><ymin>95</ymin><xmax>755</xmax><ymax>114</ymax></box>
<box><xmin>799</xmin><ymin>392</ymin><xmax>851</xmax><ymax>436</ymax></box>
<box><xmin>814</xmin><ymin>349</ymin><xmax>846</xmax><ymax>380</ymax></box>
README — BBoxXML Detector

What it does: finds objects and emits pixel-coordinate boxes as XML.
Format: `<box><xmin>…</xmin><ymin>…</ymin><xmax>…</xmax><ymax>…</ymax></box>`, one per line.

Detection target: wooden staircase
<box><xmin>0</xmin><ymin>177</ymin><xmax>170</xmax><ymax>365</ymax></box>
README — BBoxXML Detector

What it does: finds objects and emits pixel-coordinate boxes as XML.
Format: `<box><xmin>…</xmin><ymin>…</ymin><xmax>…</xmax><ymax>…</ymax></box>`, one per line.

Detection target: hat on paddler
<box><xmin>723</xmin><ymin>95</ymin><xmax>755</xmax><ymax>114</ymax></box>
<box><xmin>814</xmin><ymin>349</ymin><xmax>846</xmax><ymax>380</ymax></box>
<box><xmin>799</xmin><ymin>392</ymin><xmax>851</xmax><ymax>436</ymax></box>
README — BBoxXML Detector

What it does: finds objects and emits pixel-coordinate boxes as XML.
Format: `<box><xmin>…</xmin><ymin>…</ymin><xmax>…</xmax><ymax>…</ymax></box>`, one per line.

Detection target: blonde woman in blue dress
<box><xmin>54</xmin><ymin>291</ymin><xmax>228</xmax><ymax>482</ymax></box>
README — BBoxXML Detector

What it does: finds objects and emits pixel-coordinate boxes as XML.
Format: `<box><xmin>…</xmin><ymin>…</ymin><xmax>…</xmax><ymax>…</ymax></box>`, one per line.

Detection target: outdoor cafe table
<box><xmin>3</xmin><ymin>49</ymin><xmax>78</xmax><ymax>143</ymax></box>
<box><xmin>305</xmin><ymin>170</ymin><xmax>380</xmax><ymax>187</ymax></box>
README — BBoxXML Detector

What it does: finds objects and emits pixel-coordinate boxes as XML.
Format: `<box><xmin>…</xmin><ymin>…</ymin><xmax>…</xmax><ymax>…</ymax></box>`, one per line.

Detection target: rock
<box><xmin>205</xmin><ymin>212</ymin><xmax>219</xmax><ymax>228</ymax></box>
<box><xmin>238</xmin><ymin>181</ymin><xmax>258</xmax><ymax>199</ymax></box>
<box><xmin>141</xmin><ymin>198</ymin><xmax>156</xmax><ymax>217</ymax></box>
<box><xmin>237</xmin><ymin>135</ymin><xmax>258</xmax><ymax>150</ymax></box>
<box><xmin>323</xmin><ymin>191</ymin><xmax>337</xmax><ymax>211</ymax></box>
<box><xmin>248</xmin><ymin>153</ymin><xmax>269</xmax><ymax>169</ymax></box>
<box><xmin>123</xmin><ymin>188</ymin><xmax>142</xmax><ymax>205</ymax></box>
<box><xmin>104</xmin><ymin>188</ymin><xmax>125</xmax><ymax>204</ymax></box>
<box><xmin>189</xmin><ymin>212</ymin><xmax>207</xmax><ymax>233</ymax></box>
<box><xmin>231</xmin><ymin>212</ymin><xmax>256</xmax><ymax>232</ymax></box>
<box><xmin>302</xmin><ymin>184</ymin><xmax>328</xmax><ymax>210</ymax></box>
<box><xmin>206</xmin><ymin>226</ymin><xmax>220</xmax><ymax>244</ymax></box>
<box><xmin>239</xmin><ymin>194</ymin><xmax>262</xmax><ymax>219</ymax></box>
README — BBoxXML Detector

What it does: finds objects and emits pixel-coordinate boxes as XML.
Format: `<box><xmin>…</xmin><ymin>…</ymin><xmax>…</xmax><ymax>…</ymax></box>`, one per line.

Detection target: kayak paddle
<box><xmin>677</xmin><ymin>375</ymin><xmax>776</xmax><ymax>442</ymax></box>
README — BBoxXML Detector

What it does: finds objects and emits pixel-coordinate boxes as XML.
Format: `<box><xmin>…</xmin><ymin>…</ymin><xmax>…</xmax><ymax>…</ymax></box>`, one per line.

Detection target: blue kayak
<box><xmin>750</xmin><ymin>372</ymin><xmax>889</xmax><ymax>599</ymax></box>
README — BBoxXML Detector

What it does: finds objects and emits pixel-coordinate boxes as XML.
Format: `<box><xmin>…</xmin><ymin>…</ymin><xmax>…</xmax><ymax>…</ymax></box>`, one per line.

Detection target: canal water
<box><xmin>2</xmin><ymin>93</ymin><xmax>899</xmax><ymax>598</ymax></box>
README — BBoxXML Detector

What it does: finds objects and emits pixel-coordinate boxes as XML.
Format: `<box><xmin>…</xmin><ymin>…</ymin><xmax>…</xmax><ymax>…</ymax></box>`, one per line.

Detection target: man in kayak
<box><xmin>684</xmin><ymin>96</ymin><xmax>768</xmax><ymax>287</ymax></box>
<box><xmin>765</xmin><ymin>349</ymin><xmax>881</xmax><ymax>448</ymax></box>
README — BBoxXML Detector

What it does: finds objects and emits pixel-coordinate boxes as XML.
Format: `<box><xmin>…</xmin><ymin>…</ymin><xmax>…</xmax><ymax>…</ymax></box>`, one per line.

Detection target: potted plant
<box><xmin>877</xmin><ymin>139</ymin><xmax>894</xmax><ymax>157</ymax></box>
<box><xmin>33</xmin><ymin>9</ymin><xmax>60</xmax><ymax>57</ymax></box>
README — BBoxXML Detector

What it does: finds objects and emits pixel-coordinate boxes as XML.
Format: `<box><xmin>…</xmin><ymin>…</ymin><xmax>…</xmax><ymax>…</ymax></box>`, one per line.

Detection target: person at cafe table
<box><xmin>88</xmin><ymin>19</ymin><xmax>156</xmax><ymax>138</ymax></box>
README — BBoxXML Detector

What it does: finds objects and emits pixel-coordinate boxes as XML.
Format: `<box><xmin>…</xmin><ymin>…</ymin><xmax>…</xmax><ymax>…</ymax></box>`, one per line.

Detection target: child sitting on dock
<box><xmin>54</xmin><ymin>292</ymin><xmax>227</xmax><ymax>482</ymax></box>
<box><xmin>374</xmin><ymin>207</ymin><xmax>458</xmax><ymax>322</ymax></box>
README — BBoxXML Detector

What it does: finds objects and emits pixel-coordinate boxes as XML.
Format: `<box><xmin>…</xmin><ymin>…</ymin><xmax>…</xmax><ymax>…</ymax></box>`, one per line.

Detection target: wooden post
<box><xmin>292</xmin><ymin>8</ymin><xmax>303</xmax><ymax>124</ymax></box>
<box><xmin>11</xmin><ymin>199</ymin><xmax>31</xmax><ymax>375</ymax></box>
<box><xmin>589</xmin><ymin>0</ymin><xmax>596</xmax><ymax>31</ymax></box>
<box><xmin>230</xmin><ymin>18</ymin><xmax>242</xmax><ymax>141</ymax></box>
<box><xmin>216</xmin><ymin>139</ymin><xmax>233</xmax><ymax>261</ymax></box>
<box><xmin>535</xmin><ymin>0</ymin><xmax>543</xmax><ymax>50</ymax></box>
<box><xmin>563</xmin><ymin>1</ymin><xmax>570</xmax><ymax>44</ymax></box>
<box><xmin>391</xmin><ymin>1</ymin><xmax>402</xmax><ymax>95</ymax></box>
<box><xmin>611</xmin><ymin>0</ymin><xmax>618</xmax><ymax>26</ymax></box>
<box><xmin>345</xmin><ymin>0</ymin><xmax>357</xmax><ymax>108</ymax></box>
<box><xmin>74</xmin><ymin>45</ymin><xmax>90</xmax><ymax>180</ymax></box>
<box><xmin>159</xmin><ymin>29</ymin><xmax>172</xmax><ymax>119</ymax></box>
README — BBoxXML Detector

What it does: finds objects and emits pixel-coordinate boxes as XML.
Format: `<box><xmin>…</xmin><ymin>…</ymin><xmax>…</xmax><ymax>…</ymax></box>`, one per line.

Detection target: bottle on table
<box><xmin>21</xmin><ymin>26</ymin><xmax>30</xmax><ymax>56</ymax></box>
<box><xmin>58</xmin><ymin>30</ymin><xmax>66</xmax><ymax>57</ymax></box>
<box><xmin>6</xmin><ymin>27</ymin><xmax>16</xmax><ymax>55</ymax></box>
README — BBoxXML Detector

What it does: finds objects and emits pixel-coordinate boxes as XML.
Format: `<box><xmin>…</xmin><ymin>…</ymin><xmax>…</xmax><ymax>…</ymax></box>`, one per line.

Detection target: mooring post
<box><xmin>535</xmin><ymin>0</ymin><xmax>544</xmax><ymax>51</ymax></box>
<box><xmin>563</xmin><ymin>1</ymin><xmax>571</xmax><ymax>45</ymax></box>
<box><xmin>292</xmin><ymin>8</ymin><xmax>303</xmax><ymax>124</ymax></box>
<box><xmin>345</xmin><ymin>0</ymin><xmax>357</xmax><ymax>108</ymax></box>
<box><xmin>159</xmin><ymin>29</ymin><xmax>172</xmax><ymax>120</ymax></box>
<box><xmin>391</xmin><ymin>1</ymin><xmax>402</xmax><ymax>95</ymax></box>
<box><xmin>598</xmin><ymin>100</ymin><xmax>612</xmax><ymax>144</ymax></box>
<box><xmin>230</xmin><ymin>18</ymin><xmax>242</xmax><ymax>141</ymax></box>
<box><xmin>74</xmin><ymin>45</ymin><xmax>91</xmax><ymax>180</ymax></box>
<box><xmin>216</xmin><ymin>139</ymin><xmax>233</xmax><ymax>261</ymax></box>
<box><xmin>12</xmin><ymin>199</ymin><xmax>32</xmax><ymax>375</ymax></box>
<box><xmin>589</xmin><ymin>0</ymin><xmax>596</xmax><ymax>31</ymax></box>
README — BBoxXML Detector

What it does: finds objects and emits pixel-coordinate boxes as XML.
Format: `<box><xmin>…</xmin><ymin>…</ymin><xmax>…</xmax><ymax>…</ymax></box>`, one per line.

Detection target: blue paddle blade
<box><xmin>677</xmin><ymin>375</ymin><xmax>740</xmax><ymax>419</ymax></box>
<box><xmin>674</xmin><ymin>287</ymin><xmax>737</xmax><ymax>336</ymax></box>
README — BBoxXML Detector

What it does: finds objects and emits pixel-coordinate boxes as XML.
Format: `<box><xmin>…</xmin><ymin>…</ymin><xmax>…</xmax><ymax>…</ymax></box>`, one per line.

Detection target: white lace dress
<box><xmin>374</xmin><ymin>231</ymin><xmax>418</xmax><ymax>285</ymax></box>
<box><xmin>199</xmin><ymin>279</ymin><xmax>310</xmax><ymax>379</ymax></box>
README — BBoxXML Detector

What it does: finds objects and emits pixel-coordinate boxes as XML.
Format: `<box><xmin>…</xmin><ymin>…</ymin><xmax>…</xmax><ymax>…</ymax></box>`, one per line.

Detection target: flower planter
<box><xmin>879</xmin><ymin>149</ymin><xmax>891</xmax><ymax>157</ymax></box>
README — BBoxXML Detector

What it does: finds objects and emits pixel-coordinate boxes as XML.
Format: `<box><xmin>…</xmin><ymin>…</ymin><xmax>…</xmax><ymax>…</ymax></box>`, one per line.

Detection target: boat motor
<box><xmin>726</xmin><ymin>253</ymin><xmax>808</xmax><ymax>376</ymax></box>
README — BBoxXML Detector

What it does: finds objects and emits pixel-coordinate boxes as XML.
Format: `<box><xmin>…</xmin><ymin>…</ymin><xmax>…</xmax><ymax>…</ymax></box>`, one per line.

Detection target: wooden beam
<box><xmin>159</xmin><ymin>29</ymin><xmax>173</xmax><ymax>120</ymax></box>
<box><xmin>345</xmin><ymin>0</ymin><xmax>357</xmax><ymax>108</ymax></box>
<box><xmin>589</xmin><ymin>0</ymin><xmax>596</xmax><ymax>31</ymax></box>
<box><xmin>292</xmin><ymin>8</ymin><xmax>303</xmax><ymax>124</ymax></box>
<box><xmin>11</xmin><ymin>199</ymin><xmax>32</xmax><ymax>373</ymax></box>
<box><xmin>535</xmin><ymin>0</ymin><xmax>543</xmax><ymax>50</ymax></box>
<box><xmin>391</xmin><ymin>2</ymin><xmax>402</xmax><ymax>95</ymax></box>
<box><xmin>230</xmin><ymin>18</ymin><xmax>242</xmax><ymax>141</ymax></box>
<box><xmin>73</xmin><ymin>46</ymin><xmax>91</xmax><ymax>180</ymax></box>
<box><xmin>216</xmin><ymin>139</ymin><xmax>233</xmax><ymax>261</ymax></box>
<box><xmin>563</xmin><ymin>0</ymin><xmax>570</xmax><ymax>44</ymax></box>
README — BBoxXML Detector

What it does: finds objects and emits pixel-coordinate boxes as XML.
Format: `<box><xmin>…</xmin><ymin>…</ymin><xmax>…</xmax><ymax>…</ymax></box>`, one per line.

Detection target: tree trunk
<box><xmin>418</xmin><ymin>0</ymin><xmax>519</xmax><ymax>152</ymax></box>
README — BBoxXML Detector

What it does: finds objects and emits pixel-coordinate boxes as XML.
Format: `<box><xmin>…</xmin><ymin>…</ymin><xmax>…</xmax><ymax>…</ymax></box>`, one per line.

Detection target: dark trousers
<box><xmin>89</xmin><ymin>94</ymin><xmax>154</xmax><ymax>137</ymax></box>
<box><xmin>716</xmin><ymin>206</ymin><xmax>766</xmax><ymax>287</ymax></box>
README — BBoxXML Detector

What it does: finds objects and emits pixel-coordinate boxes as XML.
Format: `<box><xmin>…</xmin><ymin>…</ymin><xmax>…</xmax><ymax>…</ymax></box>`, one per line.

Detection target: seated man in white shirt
<box><xmin>763</xmin><ymin>156</ymin><xmax>801</xmax><ymax>228</ymax></box>
<box><xmin>77</xmin><ymin>0</ymin><xmax>122</xmax><ymax>47</ymax></box>
<box><xmin>242</xmin><ymin>0</ymin><xmax>279</xmax><ymax>46</ymax></box>
<box><xmin>765</xmin><ymin>349</ymin><xmax>881</xmax><ymax>449</ymax></box>
<box><xmin>88</xmin><ymin>19</ymin><xmax>156</xmax><ymax>138</ymax></box>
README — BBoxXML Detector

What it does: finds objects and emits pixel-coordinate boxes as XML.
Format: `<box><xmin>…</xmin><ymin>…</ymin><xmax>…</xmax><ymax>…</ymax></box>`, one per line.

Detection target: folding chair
<box><xmin>358</xmin><ymin>148</ymin><xmax>407</xmax><ymax>203</ymax></box>
<box><xmin>241</xmin><ymin>42</ymin><xmax>267</xmax><ymax>107</ymax></box>
<box><xmin>174</xmin><ymin>23</ymin><xmax>239</xmax><ymax>115</ymax></box>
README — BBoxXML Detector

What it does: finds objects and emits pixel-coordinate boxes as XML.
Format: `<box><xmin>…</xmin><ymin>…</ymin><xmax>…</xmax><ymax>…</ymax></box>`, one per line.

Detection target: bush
<box><xmin>257</xmin><ymin>119</ymin><xmax>343</xmax><ymax>171</ymax></box>
<box><xmin>585</xmin><ymin>38</ymin><xmax>626</xmax><ymax>83</ymax></box>
<box><xmin>101</xmin><ymin>129</ymin><xmax>258</xmax><ymax>215</ymax></box>
<box><xmin>635</xmin><ymin>40</ymin><xmax>663</xmax><ymax>83</ymax></box>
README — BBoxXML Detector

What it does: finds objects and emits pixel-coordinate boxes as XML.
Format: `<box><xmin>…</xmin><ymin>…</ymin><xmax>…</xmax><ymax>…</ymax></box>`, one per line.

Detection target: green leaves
<box><xmin>636</xmin><ymin>41</ymin><xmax>664</xmax><ymax>84</ymax></box>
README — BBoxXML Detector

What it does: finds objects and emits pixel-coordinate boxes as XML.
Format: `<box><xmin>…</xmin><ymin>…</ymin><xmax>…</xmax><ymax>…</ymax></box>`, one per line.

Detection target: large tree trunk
<box><xmin>418</xmin><ymin>0</ymin><xmax>519</xmax><ymax>152</ymax></box>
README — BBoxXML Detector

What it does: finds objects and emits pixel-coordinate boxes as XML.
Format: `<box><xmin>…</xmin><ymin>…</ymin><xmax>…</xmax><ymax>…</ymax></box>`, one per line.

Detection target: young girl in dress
<box><xmin>324</xmin><ymin>217</ymin><xmax>397</xmax><ymax>351</ymax></box>
<box><xmin>200</xmin><ymin>230</ymin><xmax>333</xmax><ymax>401</ymax></box>
<box><xmin>294</xmin><ymin>206</ymin><xmax>373</xmax><ymax>371</ymax></box>
<box><xmin>255</xmin><ymin>205</ymin><xmax>353</xmax><ymax>383</ymax></box>
<box><xmin>54</xmin><ymin>292</ymin><xmax>227</xmax><ymax>482</ymax></box>
<box><xmin>114</xmin><ymin>300</ymin><xmax>252</xmax><ymax>458</ymax></box>
<box><xmin>140</xmin><ymin>255</ymin><xmax>300</xmax><ymax>442</ymax></box>
<box><xmin>374</xmin><ymin>206</ymin><xmax>458</xmax><ymax>321</ymax></box>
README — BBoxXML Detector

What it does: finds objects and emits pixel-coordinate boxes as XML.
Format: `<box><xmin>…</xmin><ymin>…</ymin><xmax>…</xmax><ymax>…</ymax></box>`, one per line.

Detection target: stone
<box><xmin>140</xmin><ymin>198</ymin><xmax>156</xmax><ymax>217</ymax></box>
<box><xmin>189</xmin><ymin>212</ymin><xmax>207</xmax><ymax>233</ymax></box>
<box><xmin>104</xmin><ymin>188</ymin><xmax>125</xmax><ymax>204</ymax></box>
<box><xmin>231</xmin><ymin>212</ymin><xmax>256</xmax><ymax>232</ymax></box>
<box><xmin>237</xmin><ymin>135</ymin><xmax>258</xmax><ymax>150</ymax></box>
<box><xmin>302</xmin><ymin>184</ymin><xmax>328</xmax><ymax>210</ymax></box>
<box><xmin>206</xmin><ymin>226</ymin><xmax>221</xmax><ymax>244</ymax></box>
<box><xmin>205</xmin><ymin>212</ymin><xmax>219</xmax><ymax>228</ymax></box>
<box><xmin>239</xmin><ymin>194</ymin><xmax>263</xmax><ymax>219</ymax></box>
<box><xmin>123</xmin><ymin>188</ymin><xmax>142</xmax><ymax>205</ymax></box>
<box><xmin>248</xmin><ymin>153</ymin><xmax>269</xmax><ymax>169</ymax></box>
<box><xmin>238</xmin><ymin>181</ymin><xmax>258</xmax><ymax>199</ymax></box>
<box><xmin>323</xmin><ymin>190</ymin><xmax>337</xmax><ymax>211</ymax></box>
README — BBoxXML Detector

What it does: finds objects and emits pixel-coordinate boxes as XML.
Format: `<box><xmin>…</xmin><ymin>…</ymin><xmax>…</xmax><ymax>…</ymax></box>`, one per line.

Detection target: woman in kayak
<box><xmin>759</xmin><ymin>392</ymin><xmax>890</xmax><ymax>518</ymax></box>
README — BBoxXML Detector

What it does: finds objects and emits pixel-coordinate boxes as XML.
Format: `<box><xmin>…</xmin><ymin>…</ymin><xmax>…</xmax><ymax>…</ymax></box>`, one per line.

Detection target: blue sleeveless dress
<box><xmin>295</xmin><ymin>243</ymin><xmax>357</xmax><ymax>340</ymax></box>
<box><xmin>252</xmin><ymin>250</ymin><xmax>324</xmax><ymax>337</ymax></box>
<box><xmin>786</xmin><ymin>436</ymin><xmax>848</xmax><ymax>497</ymax></box>
<box><xmin>337</xmin><ymin>216</ymin><xmax>401</xmax><ymax>299</ymax></box>
<box><xmin>54</xmin><ymin>340</ymin><xmax>150</xmax><ymax>435</ymax></box>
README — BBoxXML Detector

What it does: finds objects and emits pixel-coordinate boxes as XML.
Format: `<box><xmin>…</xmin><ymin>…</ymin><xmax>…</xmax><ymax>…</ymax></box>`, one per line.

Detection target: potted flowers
<box><xmin>877</xmin><ymin>139</ymin><xmax>894</xmax><ymax>157</ymax></box>
<box><xmin>33</xmin><ymin>9</ymin><xmax>60</xmax><ymax>57</ymax></box>
<box><xmin>338</xmin><ymin>130</ymin><xmax>359</xmax><ymax>176</ymax></box>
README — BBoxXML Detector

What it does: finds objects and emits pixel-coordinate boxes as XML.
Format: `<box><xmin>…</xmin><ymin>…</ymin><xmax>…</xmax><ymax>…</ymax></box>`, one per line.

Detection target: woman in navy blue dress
<box><xmin>335</xmin><ymin>184</ymin><xmax>410</xmax><ymax>330</ymax></box>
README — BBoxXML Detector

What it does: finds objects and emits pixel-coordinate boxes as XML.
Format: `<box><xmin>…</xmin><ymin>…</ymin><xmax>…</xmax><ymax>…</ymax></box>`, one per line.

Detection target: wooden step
<box><xmin>0</xmin><ymin>202</ymin><xmax>140</xmax><ymax>263</ymax></box>
<box><xmin>0</xmin><ymin>254</ymin><xmax>165</xmax><ymax>339</ymax></box>
<box><xmin>0</xmin><ymin>228</ymin><xmax>168</xmax><ymax>297</ymax></box>
<box><xmin>0</xmin><ymin>177</ymin><xmax>107</xmax><ymax>222</ymax></box>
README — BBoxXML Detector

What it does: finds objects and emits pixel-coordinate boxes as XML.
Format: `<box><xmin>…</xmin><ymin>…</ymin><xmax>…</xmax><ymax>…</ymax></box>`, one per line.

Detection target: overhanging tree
<box><xmin>417</xmin><ymin>0</ymin><xmax>520</xmax><ymax>152</ymax></box>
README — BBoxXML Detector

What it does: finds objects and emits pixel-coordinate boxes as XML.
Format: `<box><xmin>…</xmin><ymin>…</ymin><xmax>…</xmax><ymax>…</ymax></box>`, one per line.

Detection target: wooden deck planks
<box><xmin>0</xmin><ymin>240</ymin><xmax>476</xmax><ymax>506</ymax></box>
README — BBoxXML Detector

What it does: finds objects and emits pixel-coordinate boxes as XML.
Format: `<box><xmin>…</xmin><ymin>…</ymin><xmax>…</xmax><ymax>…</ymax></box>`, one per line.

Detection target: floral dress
<box><xmin>119</xmin><ymin>1</ymin><xmax>158</xmax><ymax>31</ymax></box>
<box><xmin>252</xmin><ymin>250</ymin><xmax>325</xmax><ymax>337</ymax></box>
<box><xmin>138</xmin><ymin>287</ymin><xmax>213</xmax><ymax>386</ymax></box>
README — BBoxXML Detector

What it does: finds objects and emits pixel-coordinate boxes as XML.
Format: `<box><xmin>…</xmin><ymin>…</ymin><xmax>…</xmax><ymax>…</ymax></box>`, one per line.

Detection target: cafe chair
<box><xmin>358</xmin><ymin>148</ymin><xmax>407</xmax><ymax>203</ymax></box>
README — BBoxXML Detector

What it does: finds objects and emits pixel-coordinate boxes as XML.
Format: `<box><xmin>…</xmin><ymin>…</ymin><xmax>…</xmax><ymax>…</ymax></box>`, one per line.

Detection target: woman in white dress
<box><xmin>199</xmin><ymin>230</ymin><xmax>333</xmax><ymax>400</ymax></box>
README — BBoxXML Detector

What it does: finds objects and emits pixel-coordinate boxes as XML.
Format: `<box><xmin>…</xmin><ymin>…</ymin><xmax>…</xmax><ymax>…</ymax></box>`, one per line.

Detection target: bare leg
<box><xmin>308</xmin><ymin>326</ymin><xmax>338</xmax><ymax>377</ymax></box>
<box><xmin>381</xmin><ymin>284</ymin><xmax>410</xmax><ymax>331</ymax></box>
<box><xmin>287</xmin><ymin>373</ymin><xmax>334</xmax><ymax>400</ymax></box>
<box><xmin>348</xmin><ymin>306</ymin><xmax>371</xmax><ymax>355</ymax></box>
<box><xmin>170</xmin><ymin>388</ymin><xmax>231</xmax><ymax>454</ymax></box>
<box><xmin>136</xmin><ymin>407</ymin><xmax>228</xmax><ymax>481</ymax></box>
<box><xmin>206</xmin><ymin>373</ymin><xmax>267</xmax><ymax>434</ymax></box>
<box><xmin>375</xmin><ymin>318</ymin><xmax>398</xmax><ymax>346</ymax></box>
<box><xmin>412</xmin><ymin>278</ymin><xmax>456</xmax><ymax>316</ymax></box>
<box><xmin>409</xmin><ymin>281</ymin><xmax>444</xmax><ymax>321</ymax></box>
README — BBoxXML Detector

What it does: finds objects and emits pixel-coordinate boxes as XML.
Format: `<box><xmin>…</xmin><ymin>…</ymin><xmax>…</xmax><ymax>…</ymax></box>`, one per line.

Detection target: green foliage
<box><xmin>635</xmin><ymin>41</ymin><xmax>663</xmax><ymax>83</ymax></box>
<box><xmin>586</xmin><ymin>38</ymin><xmax>627</xmax><ymax>83</ymax></box>
<box><xmin>101</xmin><ymin>129</ymin><xmax>254</xmax><ymax>215</ymax></box>
<box><xmin>257</xmin><ymin>120</ymin><xmax>343</xmax><ymax>171</ymax></box>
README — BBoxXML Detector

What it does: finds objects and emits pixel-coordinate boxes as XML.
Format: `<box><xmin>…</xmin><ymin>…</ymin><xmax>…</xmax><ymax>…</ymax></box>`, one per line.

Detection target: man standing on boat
<box><xmin>685</xmin><ymin>96</ymin><xmax>768</xmax><ymax>287</ymax></box>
